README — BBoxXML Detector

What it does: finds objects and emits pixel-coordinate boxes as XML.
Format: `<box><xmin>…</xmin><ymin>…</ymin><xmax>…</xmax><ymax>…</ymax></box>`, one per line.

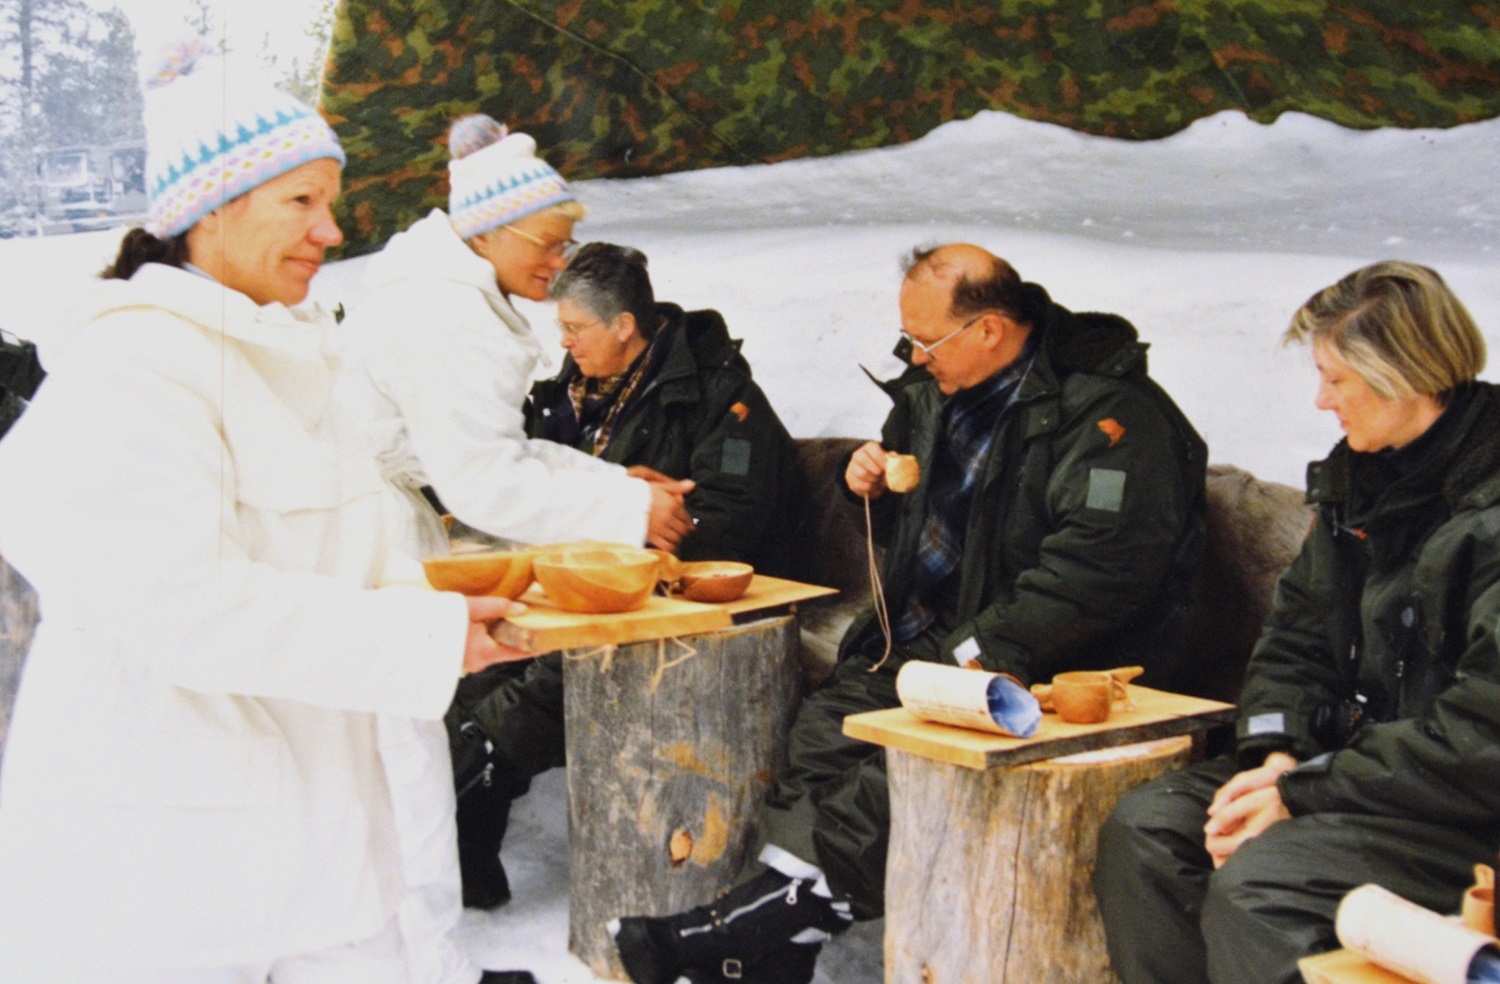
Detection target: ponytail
<box><xmin>101</xmin><ymin>227</ymin><xmax>190</xmax><ymax>281</ymax></box>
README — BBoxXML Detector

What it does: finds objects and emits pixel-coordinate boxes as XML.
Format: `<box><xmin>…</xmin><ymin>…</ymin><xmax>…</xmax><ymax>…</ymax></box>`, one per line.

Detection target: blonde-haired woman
<box><xmin>1094</xmin><ymin>260</ymin><xmax>1500</xmax><ymax>984</ymax></box>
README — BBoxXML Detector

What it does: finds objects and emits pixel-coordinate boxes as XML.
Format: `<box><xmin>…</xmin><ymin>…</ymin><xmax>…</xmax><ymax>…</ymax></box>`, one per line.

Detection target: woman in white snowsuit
<box><xmin>0</xmin><ymin>45</ymin><xmax>532</xmax><ymax>984</ymax></box>
<box><xmin>334</xmin><ymin>114</ymin><xmax>695</xmax><ymax>983</ymax></box>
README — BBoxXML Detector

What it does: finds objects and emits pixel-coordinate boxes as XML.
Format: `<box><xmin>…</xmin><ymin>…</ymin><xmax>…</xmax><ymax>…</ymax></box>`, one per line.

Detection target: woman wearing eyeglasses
<box><xmin>340</xmin><ymin>114</ymin><xmax>694</xmax><ymax>560</ymax></box>
<box><xmin>334</xmin><ymin>116</ymin><xmax>694</xmax><ymax>984</ymax></box>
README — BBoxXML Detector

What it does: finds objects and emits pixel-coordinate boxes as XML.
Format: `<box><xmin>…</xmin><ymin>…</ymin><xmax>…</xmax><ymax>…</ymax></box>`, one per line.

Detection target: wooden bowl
<box><xmin>678</xmin><ymin>561</ymin><xmax>755</xmax><ymax>603</ymax></box>
<box><xmin>532</xmin><ymin>545</ymin><xmax>661</xmax><ymax>613</ymax></box>
<box><xmin>422</xmin><ymin>550</ymin><xmax>534</xmax><ymax>599</ymax></box>
<box><xmin>650</xmin><ymin>548</ymin><xmax>686</xmax><ymax>587</ymax></box>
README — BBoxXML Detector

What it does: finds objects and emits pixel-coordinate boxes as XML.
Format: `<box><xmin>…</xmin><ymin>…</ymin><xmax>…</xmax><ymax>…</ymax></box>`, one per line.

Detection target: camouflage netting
<box><xmin>321</xmin><ymin>0</ymin><xmax>1500</xmax><ymax>256</ymax></box>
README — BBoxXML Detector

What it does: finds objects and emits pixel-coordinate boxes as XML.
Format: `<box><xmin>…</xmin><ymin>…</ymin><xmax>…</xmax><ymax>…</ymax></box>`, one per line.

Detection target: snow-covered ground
<box><xmin>3</xmin><ymin>107</ymin><xmax>1499</xmax><ymax>981</ymax></box>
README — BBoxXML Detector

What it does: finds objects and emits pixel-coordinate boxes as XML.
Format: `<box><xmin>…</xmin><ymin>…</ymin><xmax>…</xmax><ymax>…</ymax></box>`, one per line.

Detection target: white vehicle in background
<box><xmin>31</xmin><ymin>142</ymin><xmax>147</xmax><ymax>235</ymax></box>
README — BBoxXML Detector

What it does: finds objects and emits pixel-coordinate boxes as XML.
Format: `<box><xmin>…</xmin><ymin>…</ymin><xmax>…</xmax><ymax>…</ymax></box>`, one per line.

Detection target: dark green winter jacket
<box><xmin>1237</xmin><ymin>382</ymin><xmax>1500</xmax><ymax>835</ymax></box>
<box><xmin>842</xmin><ymin>289</ymin><xmax>1207</xmax><ymax>688</ymax></box>
<box><xmin>526</xmin><ymin>303</ymin><xmax>801</xmax><ymax>576</ymax></box>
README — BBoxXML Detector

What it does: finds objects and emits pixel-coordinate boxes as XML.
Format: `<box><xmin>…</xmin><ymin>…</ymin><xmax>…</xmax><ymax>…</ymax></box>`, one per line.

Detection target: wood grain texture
<box><xmin>563</xmin><ymin>615</ymin><xmax>803</xmax><ymax>979</ymax></box>
<box><xmin>0</xmin><ymin>554</ymin><xmax>39</xmax><ymax>771</ymax></box>
<box><xmin>885</xmin><ymin>736</ymin><xmax>1193</xmax><ymax>984</ymax></box>
<box><xmin>488</xmin><ymin>575</ymin><xmax>834</xmax><ymax>651</ymax></box>
<box><xmin>1299</xmin><ymin>949</ymin><xmax>1415</xmax><ymax>984</ymax></box>
<box><xmin>844</xmin><ymin>687</ymin><xmax>1235</xmax><ymax>770</ymax></box>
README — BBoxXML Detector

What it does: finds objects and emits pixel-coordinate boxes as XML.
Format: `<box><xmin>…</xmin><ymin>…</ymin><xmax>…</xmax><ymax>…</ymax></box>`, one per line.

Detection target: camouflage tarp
<box><xmin>322</xmin><ymin>0</ymin><xmax>1500</xmax><ymax>255</ymax></box>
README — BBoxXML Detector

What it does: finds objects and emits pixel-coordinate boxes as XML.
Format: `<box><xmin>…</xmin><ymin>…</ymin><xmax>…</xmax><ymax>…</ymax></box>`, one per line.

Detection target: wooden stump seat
<box><xmin>562</xmin><ymin>615</ymin><xmax>803</xmax><ymax>979</ymax></box>
<box><xmin>885</xmin><ymin>737</ymin><xmax>1194</xmax><ymax>984</ymax></box>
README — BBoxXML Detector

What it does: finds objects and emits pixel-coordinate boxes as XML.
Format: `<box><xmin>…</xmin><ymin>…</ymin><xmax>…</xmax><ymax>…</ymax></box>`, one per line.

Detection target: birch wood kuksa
<box><xmin>531</xmin><ymin>544</ymin><xmax>661</xmax><ymax>613</ymax></box>
<box><xmin>421</xmin><ymin>549</ymin><xmax>535</xmax><ymax>599</ymax></box>
<box><xmin>884</xmin><ymin>452</ymin><xmax>921</xmax><ymax>493</ymax></box>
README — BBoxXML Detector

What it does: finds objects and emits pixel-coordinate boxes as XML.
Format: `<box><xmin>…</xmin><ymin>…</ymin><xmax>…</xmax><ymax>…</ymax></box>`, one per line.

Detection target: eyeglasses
<box><xmin>502</xmin><ymin>224</ymin><xmax>577</xmax><ymax>258</ymax></box>
<box><xmin>901</xmin><ymin>314</ymin><xmax>983</xmax><ymax>357</ymax></box>
<box><xmin>557</xmin><ymin>317</ymin><xmax>607</xmax><ymax>339</ymax></box>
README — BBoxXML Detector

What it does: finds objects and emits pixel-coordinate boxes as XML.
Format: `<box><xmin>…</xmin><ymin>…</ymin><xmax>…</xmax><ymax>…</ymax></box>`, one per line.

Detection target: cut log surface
<box><xmin>563</xmin><ymin>614</ymin><xmax>803</xmax><ymax>979</ymax></box>
<box><xmin>1299</xmin><ymin>949</ymin><xmax>1416</xmax><ymax>984</ymax></box>
<box><xmin>0</xmin><ymin>555</ymin><xmax>39</xmax><ymax>770</ymax></box>
<box><xmin>885</xmin><ymin>736</ymin><xmax>1194</xmax><ymax>984</ymax></box>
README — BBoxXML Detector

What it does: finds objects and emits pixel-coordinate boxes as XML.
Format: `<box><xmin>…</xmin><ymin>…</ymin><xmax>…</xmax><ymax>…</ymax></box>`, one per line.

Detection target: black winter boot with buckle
<box><xmin>683</xmin><ymin>939</ymin><xmax>823</xmax><ymax>984</ymax></box>
<box><xmin>608</xmin><ymin>870</ymin><xmax>850</xmax><ymax>984</ymax></box>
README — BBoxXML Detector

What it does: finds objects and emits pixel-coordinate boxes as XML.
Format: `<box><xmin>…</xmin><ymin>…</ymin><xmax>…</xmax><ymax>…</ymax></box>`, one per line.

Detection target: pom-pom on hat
<box><xmin>447</xmin><ymin>114</ymin><xmax>575</xmax><ymax>240</ymax></box>
<box><xmin>142</xmin><ymin>39</ymin><xmax>345</xmax><ymax>238</ymax></box>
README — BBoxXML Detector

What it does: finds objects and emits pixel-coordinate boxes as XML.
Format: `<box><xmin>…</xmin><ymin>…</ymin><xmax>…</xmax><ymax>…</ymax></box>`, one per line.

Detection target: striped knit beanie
<box><xmin>142</xmin><ymin>39</ymin><xmax>345</xmax><ymax>238</ymax></box>
<box><xmin>447</xmin><ymin>114</ymin><xmax>575</xmax><ymax>240</ymax></box>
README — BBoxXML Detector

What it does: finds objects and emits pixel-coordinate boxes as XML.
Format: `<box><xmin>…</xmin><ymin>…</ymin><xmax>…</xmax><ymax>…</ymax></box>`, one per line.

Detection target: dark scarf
<box><xmin>567</xmin><ymin>331</ymin><xmax>665</xmax><ymax>456</ymax></box>
<box><xmin>895</xmin><ymin>337</ymin><xmax>1038</xmax><ymax>641</ymax></box>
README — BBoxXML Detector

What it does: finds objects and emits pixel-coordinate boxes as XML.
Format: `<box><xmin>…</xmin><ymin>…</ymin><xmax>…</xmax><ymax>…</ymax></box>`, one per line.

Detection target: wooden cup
<box><xmin>1040</xmin><ymin>670</ymin><xmax>1129</xmax><ymax>724</ymax></box>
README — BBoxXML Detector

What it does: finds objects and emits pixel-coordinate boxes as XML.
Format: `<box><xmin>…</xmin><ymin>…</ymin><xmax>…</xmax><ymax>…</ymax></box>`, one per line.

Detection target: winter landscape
<box><xmin>2</xmin><ymin>105</ymin><xmax>1499</xmax><ymax>980</ymax></box>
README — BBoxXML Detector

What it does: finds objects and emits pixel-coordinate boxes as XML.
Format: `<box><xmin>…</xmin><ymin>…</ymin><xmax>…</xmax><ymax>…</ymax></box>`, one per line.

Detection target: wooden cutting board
<box><xmin>682</xmin><ymin>573</ymin><xmax>837</xmax><ymax>617</ymax></box>
<box><xmin>490</xmin><ymin>574</ymin><xmax>836</xmax><ymax>651</ymax></box>
<box><xmin>490</xmin><ymin>587</ymin><xmax>730</xmax><ymax>651</ymax></box>
<box><xmin>843</xmin><ymin>685</ymin><xmax>1236</xmax><ymax>770</ymax></box>
<box><xmin>1299</xmin><ymin>949</ymin><xmax>1415</xmax><ymax>984</ymax></box>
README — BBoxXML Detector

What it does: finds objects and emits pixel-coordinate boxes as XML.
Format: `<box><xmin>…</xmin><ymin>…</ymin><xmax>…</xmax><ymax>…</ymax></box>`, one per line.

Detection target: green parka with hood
<box><xmin>1238</xmin><ymin>382</ymin><xmax>1500</xmax><ymax>835</ymax></box>
<box><xmin>844</xmin><ymin>284</ymin><xmax>1208</xmax><ymax>688</ymax></box>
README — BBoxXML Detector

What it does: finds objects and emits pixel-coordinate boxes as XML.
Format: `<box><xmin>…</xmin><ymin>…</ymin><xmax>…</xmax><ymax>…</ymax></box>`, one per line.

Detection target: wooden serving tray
<box><xmin>701</xmin><ymin>574</ymin><xmax>837</xmax><ymax>618</ymax></box>
<box><xmin>1299</xmin><ymin>949</ymin><xmax>1415</xmax><ymax>984</ymax></box>
<box><xmin>843</xmin><ymin>685</ymin><xmax>1235</xmax><ymax>770</ymax></box>
<box><xmin>491</xmin><ymin>574</ymin><xmax>836</xmax><ymax>652</ymax></box>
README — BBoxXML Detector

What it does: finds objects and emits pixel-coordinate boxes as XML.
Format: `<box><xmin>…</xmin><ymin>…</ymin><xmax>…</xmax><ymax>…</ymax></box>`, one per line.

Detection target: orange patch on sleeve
<box><xmin>729</xmin><ymin>402</ymin><xmax>750</xmax><ymax>422</ymax></box>
<box><xmin>1097</xmin><ymin>418</ymin><xmax>1126</xmax><ymax>446</ymax></box>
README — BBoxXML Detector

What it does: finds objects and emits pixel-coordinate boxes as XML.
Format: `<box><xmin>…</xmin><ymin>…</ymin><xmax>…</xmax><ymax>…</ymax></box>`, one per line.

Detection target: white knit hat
<box><xmin>142</xmin><ymin>39</ymin><xmax>346</xmax><ymax>238</ymax></box>
<box><xmin>447</xmin><ymin>114</ymin><xmax>575</xmax><ymax>240</ymax></box>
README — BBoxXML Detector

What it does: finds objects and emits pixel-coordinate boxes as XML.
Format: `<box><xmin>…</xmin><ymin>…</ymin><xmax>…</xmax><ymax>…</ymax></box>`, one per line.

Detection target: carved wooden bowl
<box><xmin>531</xmin><ymin>545</ymin><xmax>661</xmax><ymax>613</ymax></box>
<box><xmin>677</xmin><ymin>561</ymin><xmax>755</xmax><ymax>603</ymax></box>
<box><xmin>422</xmin><ymin>550</ymin><xmax>535</xmax><ymax>599</ymax></box>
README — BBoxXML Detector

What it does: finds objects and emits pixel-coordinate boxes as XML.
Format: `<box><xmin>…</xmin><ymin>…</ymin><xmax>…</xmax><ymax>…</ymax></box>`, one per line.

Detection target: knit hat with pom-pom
<box><xmin>142</xmin><ymin>39</ymin><xmax>345</xmax><ymax>238</ymax></box>
<box><xmin>446</xmin><ymin>114</ymin><xmax>575</xmax><ymax>240</ymax></box>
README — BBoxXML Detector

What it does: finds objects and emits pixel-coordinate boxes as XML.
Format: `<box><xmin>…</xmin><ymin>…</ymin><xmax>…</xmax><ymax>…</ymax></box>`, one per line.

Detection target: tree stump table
<box><xmin>562</xmin><ymin>613</ymin><xmax>805</xmax><ymax>980</ymax></box>
<box><xmin>845</xmin><ymin>687</ymin><xmax>1235</xmax><ymax>984</ymax></box>
<box><xmin>0</xmin><ymin>554</ymin><xmax>40</xmax><ymax>771</ymax></box>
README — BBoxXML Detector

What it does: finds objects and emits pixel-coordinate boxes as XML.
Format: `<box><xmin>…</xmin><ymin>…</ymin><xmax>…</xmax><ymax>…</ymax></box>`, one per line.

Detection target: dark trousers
<box><xmin>756</xmin><ymin>652</ymin><xmax>902</xmax><ymax>920</ymax></box>
<box><xmin>1093</xmin><ymin>756</ymin><xmax>1496</xmax><ymax>984</ymax></box>
<box><xmin>452</xmin><ymin>651</ymin><xmax>568</xmax><ymax>784</ymax></box>
<box><xmin>446</xmin><ymin>651</ymin><xmax>568</xmax><ymax>903</ymax></box>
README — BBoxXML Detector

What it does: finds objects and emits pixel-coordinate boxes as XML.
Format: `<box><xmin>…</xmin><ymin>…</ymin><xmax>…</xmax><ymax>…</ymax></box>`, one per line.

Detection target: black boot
<box><xmin>609</xmin><ymin>870</ymin><xmax>849</xmax><ymax>984</ymax></box>
<box><xmin>478</xmin><ymin>972</ymin><xmax>538</xmax><ymax>984</ymax></box>
<box><xmin>454</xmin><ymin>739</ymin><xmax>532</xmax><ymax>910</ymax></box>
<box><xmin>455</xmin><ymin>763</ymin><xmax>511</xmax><ymax>909</ymax></box>
<box><xmin>684</xmin><ymin>940</ymin><xmax>822</xmax><ymax>984</ymax></box>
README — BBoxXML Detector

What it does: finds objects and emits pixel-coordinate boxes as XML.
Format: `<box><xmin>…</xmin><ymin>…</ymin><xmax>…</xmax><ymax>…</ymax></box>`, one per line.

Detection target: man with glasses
<box><xmin>335</xmin><ymin>116</ymin><xmax>694</xmax><ymax>984</ymax></box>
<box><xmin>610</xmin><ymin>243</ymin><xmax>1208</xmax><ymax>984</ymax></box>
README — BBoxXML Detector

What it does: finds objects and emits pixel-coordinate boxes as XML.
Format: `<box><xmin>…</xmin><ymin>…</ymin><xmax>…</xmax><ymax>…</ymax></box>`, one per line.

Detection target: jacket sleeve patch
<box><xmin>1246</xmin><ymin>712</ymin><xmax>1286</xmax><ymax>736</ymax></box>
<box><xmin>1097</xmin><ymin>417</ymin><xmax>1126</xmax><ymax>446</ymax></box>
<box><xmin>721</xmin><ymin>437</ymin><xmax>752</xmax><ymax>476</ymax></box>
<box><xmin>729</xmin><ymin>401</ymin><xmax>751</xmax><ymax>422</ymax></box>
<box><xmin>1086</xmin><ymin>467</ymin><xmax>1126</xmax><ymax>512</ymax></box>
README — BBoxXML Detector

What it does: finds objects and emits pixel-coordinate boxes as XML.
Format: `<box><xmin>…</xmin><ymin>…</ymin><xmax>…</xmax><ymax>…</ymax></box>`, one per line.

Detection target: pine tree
<box><xmin>256</xmin><ymin>0</ymin><xmax>337</xmax><ymax>108</ymax></box>
<box><xmin>0</xmin><ymin>0</ymin><xmax>142</xmax><ymax>224</ymax></box>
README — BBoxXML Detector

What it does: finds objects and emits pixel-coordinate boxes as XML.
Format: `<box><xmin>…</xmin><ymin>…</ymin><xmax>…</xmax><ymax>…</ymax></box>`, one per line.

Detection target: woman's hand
<box><xmin>628</xmin><ymin>465</ymin><xmax>697</xmax><ymax>552</ymax></box>
<box><xmin>1203</xmin><ymin>751</ymin><xmax>1297</xmax><ymax>867</ymax></box>
<box><xmin>462</xmin><ymin>596</ymin><xmax>534</xmax><ymax>674</ymax></box>
<box><xmin>846</xmin><ymin>441</ymin><xmax>890</xmax><ymax>499</ymax></box>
